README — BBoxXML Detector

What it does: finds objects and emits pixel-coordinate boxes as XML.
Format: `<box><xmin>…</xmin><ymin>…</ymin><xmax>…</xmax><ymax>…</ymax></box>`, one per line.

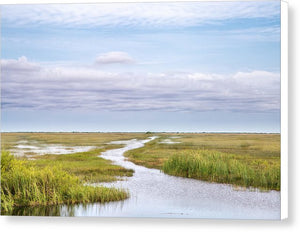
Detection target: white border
<box><xmin>281</xmin><ymin>0</ymin><xmax>288</xmax><ymax>220</ymax></box>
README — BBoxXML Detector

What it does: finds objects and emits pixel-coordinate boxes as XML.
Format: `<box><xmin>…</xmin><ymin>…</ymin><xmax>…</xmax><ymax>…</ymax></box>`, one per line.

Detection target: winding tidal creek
<box><xmin>13</xmin><ymin>137</ymin><xmax>280</xmax><ymax>219</ymax></box>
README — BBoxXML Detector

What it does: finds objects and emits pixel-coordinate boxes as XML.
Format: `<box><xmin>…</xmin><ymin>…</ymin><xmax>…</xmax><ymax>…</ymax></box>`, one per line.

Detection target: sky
<box><xmin>1</xmin><ymin>1</ymin><xmax>281</xmax><ymax>132</ymax></box>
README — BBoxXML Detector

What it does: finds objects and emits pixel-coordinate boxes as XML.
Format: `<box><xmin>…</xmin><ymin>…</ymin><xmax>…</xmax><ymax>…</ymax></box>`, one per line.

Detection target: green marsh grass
<box><xmin>1</xmin><ymin>151</ymin><xmax>128</xmax><ymax>214</ymax></box>
<box><xmin>162</xmin><ymin>150</ymin><xmax>280</xmax><ymax>190</ymax></box>
<box><xmin>1</xmin><ymin>133</ymin><xmax>149</xmax><ymax>214</ymax></box>
<box><xmin>30</xmin><ymin>147</ymin><xmax>134</xmax><ymax>183</ymax></box>
<box><xmin>125</xmin><ymin>133</ymin><xmax>280</xmax><ymax>190</ymax></box>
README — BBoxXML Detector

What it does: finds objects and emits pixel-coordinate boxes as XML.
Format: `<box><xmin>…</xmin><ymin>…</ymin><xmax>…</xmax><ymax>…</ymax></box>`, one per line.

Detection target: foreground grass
<box><xmin>125</xmin><ymin>133</ymin><xmax>280</xmax><ymax>190</ymax></box>
<box><xmin>1</xmin><ymin>151</ymin><xmax>128</xmax><ymax>214</ymax></box>
<box><xmin>1</xmin><ymin>133</ymin><xmax>146</xmax><ymax>214</ymax></box>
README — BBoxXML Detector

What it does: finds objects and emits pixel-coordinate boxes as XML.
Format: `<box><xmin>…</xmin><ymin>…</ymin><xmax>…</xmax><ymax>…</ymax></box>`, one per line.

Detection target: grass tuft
<box><xmin>1</xmin><ymin>151</ymin><xmax>128</xmax><ymax>214</ymax></box>
<box><xmin>162</xmin><ymin>150</ymin><xmax>280</xmax><ymax>190</ymax></box>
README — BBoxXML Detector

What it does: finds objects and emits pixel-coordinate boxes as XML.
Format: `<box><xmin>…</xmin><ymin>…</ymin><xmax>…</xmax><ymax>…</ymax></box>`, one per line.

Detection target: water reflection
<box><xmin>8</xmin><ymin>200</ymin><xmax>128</xmax><ymax>217</ymax></box>
<box><xmin>7</xmin><ymin>204</ymin><xmax>74</xmax><ymax>216</ymax></box>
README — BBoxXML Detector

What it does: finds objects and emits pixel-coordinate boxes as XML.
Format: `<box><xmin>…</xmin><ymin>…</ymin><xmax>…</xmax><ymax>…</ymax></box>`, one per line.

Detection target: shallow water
<box><xmin>11</xmin><ymin>141</ymin><xmax>95</xmax><ymax>157</ymax></box>
<box><xmin>11</xmin><ymin>137</ymin><xmax>280</xmax><ymax>219</ymax></box>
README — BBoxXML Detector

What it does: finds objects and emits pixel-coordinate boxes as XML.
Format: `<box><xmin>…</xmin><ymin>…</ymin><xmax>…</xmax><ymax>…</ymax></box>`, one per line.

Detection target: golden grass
<box><xmin>1</xmin><ymin>132</ymin><xmax>150</xmax><ymax>150</ymax></box>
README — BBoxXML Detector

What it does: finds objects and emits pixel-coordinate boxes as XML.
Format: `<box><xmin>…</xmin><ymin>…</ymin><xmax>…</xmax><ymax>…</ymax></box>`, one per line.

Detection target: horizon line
<box><xmin>0</xmin><ymin>131</ymin><xmax>280</xmax><ymax>134</ymax></box>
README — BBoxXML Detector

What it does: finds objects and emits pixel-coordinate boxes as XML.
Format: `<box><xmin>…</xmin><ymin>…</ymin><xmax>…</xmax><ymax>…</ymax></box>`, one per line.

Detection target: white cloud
<box><xmin>1</xmin><ymin>57</ymin><xmax>280</xmax><ymax>113</ymax></box>
<box><xmin>95</xmin><ymin>52</ymin><xmax>135</xmax><ymax>65</ymax></box>
<box><xmin>1</xmin><ymin>56</ymin><xmax>41</xmax><ymax>72</ymax></box>
<box><xmin>1</xmin><ymin>2</ymin><xmax>280</xmax><ymax>28</ymax></box>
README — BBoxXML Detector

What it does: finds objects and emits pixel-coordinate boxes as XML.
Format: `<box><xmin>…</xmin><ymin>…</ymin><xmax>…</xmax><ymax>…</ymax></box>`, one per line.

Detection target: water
<box><xmin>11</xmin><ymin>140</ymin><xmax>95</xmax><ymax>157</ymax></box>
<box><xmin>11</xmin><ymin>137</ymin><xmax>280</xmax><ymax>219</ymax></box>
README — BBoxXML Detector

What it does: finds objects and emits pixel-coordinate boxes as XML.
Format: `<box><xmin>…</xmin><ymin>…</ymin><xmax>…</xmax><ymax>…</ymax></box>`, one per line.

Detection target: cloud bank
<box><xmin>1</xmin><ymin>57</ymin><xmax>280</xmax><ymax>113</ymax></box>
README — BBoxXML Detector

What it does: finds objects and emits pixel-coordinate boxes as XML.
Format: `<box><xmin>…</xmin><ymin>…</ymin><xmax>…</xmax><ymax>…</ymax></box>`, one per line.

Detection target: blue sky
<box><xmin>1</xmin><ymin>1</ymin><xmax>281</xmax><ymax>132</ymax></box>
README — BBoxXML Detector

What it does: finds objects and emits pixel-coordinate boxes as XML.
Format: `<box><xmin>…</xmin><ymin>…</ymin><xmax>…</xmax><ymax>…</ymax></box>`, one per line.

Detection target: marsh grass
<box><xmin>1</xmin><ymin>151</ymin><xmax>128</xmax><ymax>214</ymax></box>
<box><xmin>1</xmin><ymin>132</ymin><xmax>281</xmax><ymax>214</ymax></box>
<box><xmin>125</xmin><ymin>140</ymin><xmax>173</xmax><ymax>169</ymax></box>
<box><xmin>162</xmin><ymin>150</ymin><xmax>280</xmax><ymax>190</ymax></box>
<box><xmin>1</xmin><ymin>133</ymin><xmax>143</xmax><ymax>214</ymax></box>
<box><xmin>1</xmin><ymin>132</ymin><xmax>150</xmax><ymax>150</ymax></box>
<box><xmin>30</xmin><ymin>147</ymin><xmax>134</xmax><ymax>183</ymax></box>
<box><xmin>125</xmin><ymin>133</ymin><xmax>280</xmax><ymax>190</ymax></box>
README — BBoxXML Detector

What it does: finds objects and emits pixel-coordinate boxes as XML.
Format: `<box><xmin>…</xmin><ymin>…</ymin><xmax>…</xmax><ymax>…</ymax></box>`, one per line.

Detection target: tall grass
<box><xmin>1</xmin><ymin>151</ymin><xmax>128</xmax><ymax>214</ymax></box>
<box><xmin>162</xmin><ymin>150</ymin><xmax>280</xmax><ymax>190</ymax></box>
